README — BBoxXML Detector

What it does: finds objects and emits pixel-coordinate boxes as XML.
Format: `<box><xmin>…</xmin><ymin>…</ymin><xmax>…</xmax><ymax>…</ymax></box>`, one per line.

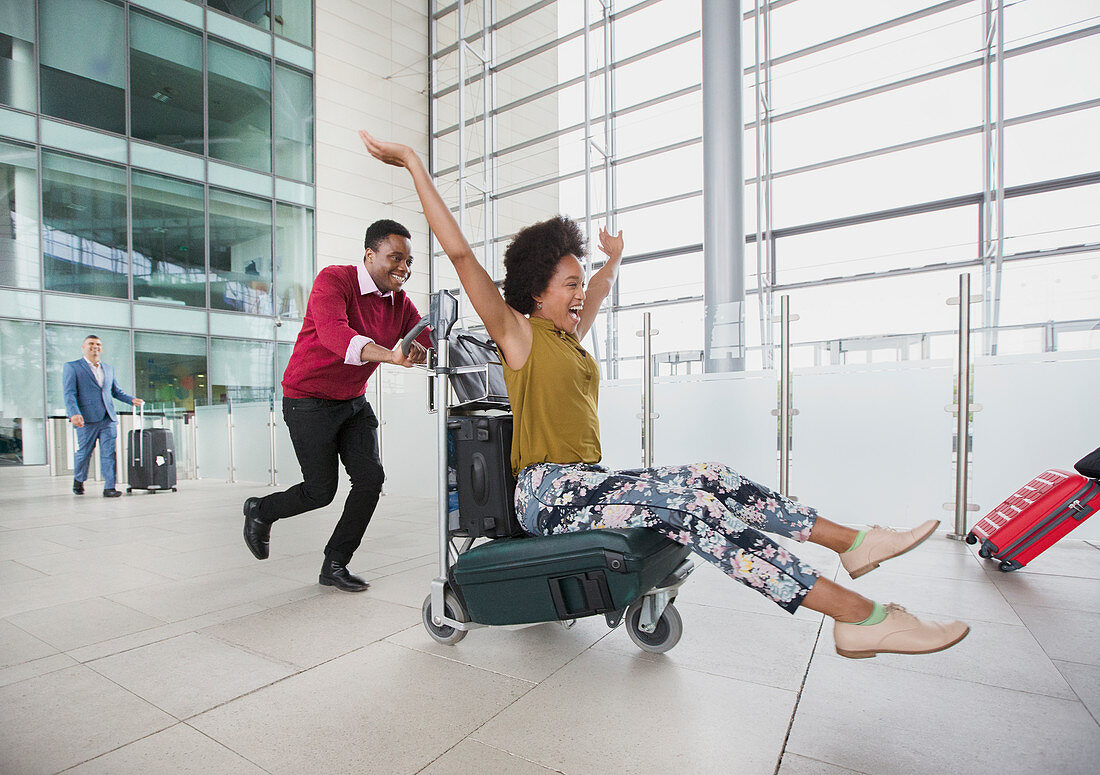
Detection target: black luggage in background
<box><xmin>127</xmin><ymin>427</ymin><xmax>177</xmax><ymax>493</ymax></box>
<box><xmin>449</xmin><ymin>414</ymin><xmax>524</xmax><ymax>538</ymax></box>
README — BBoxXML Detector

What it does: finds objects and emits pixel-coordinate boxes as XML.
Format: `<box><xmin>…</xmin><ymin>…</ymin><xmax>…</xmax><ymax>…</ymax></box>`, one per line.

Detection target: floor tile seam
<box><xmin>1003</xmin><ymin>599</ymin><xmax>1100</xmax><ymax>616</ymax></box>
<box><xmin>51</xmin><ymin>720</ymin><xmax>182</xmax><ymax>775</ymax></box>
<box><xmin>676</xmin><ymin>597</ymin><xmax>828</xmax><ymax>624</ymax></box>
<box><xmin>413</xmin><ymin>738</ymin><xmax>561</xmax><ymax>775</ymax></box>
<box><xmin>0</xmin><ymin>652</ymin><xmax>78</xmax><ymax>686</ymax></box>
<box><xmin>816</xmin><ymin>650</ymin><xmax>1084</xmax><ymax>702</ymax></box>
<box><xmin>1051</xmin><ymin>656</ymin><xmax>1100</xmax><ymax>669</ymax></box>
<box><xmin>772</xmin><ymin>613</ymin><xmax>826</xmax><ymax>775</ymax></box>
<box><xmin>180</xmin><ymin>720</ymin><xmax>279</xmax><ymax>775</ymax></box>
<box><xmin>1003</xmin><ymin>570</ymin><xmax>1100</xmax><ymax>581</ymax></box>
<box><xmin>779</xmin><ymin>752</ymin><xmax>873</xmax><ymax>775</ymax></box>
<box><xmin>386</xmin><ymin>639</ymin><xmax>541</xmax><ymax>687</ymax></box>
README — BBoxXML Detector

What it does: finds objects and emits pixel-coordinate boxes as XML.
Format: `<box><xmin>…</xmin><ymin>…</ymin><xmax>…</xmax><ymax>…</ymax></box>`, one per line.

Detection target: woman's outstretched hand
<box><xmin>598</xmin><ymin>226</ymin><xmax>624</xmax><ymax>262</ymax></box>
<box><xmin>359</xmin><ymin>130</ymin><xmax>413</xmax><ymax>168</ymax></box>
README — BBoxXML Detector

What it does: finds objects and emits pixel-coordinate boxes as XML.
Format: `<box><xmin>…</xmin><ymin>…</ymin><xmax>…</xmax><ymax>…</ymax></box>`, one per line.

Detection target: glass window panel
<box><xmin>0</xmin><ymin>140</ymin><xmax>40</xmax><ymax>289</ymax></box>
<box><xmin>209</xmin><ymin>187</ymin><xmax>273</xmax><ymax>313</ymax></box>
<box><xmin>614</xmin><ymin>196</ymin><xmax>703</xmax><ymax>256</ymax></box>
<box><xmin>495</xmin><ymin>79</ymin><xmax>579</xmax><ymax>153</ymax></box>
<box><xmin>131</xmin><ymin>171</ymin><xmax>207</xmax><ymax>307</ymax></box>
<box><xmin>496</xmin><ymin>181</ymin><xmax>562</xmax><ymax>244</ymax></box>
<box><xmin>1004</xmin><ymin>108</ymin><xmax>1100</xmax><ymax>189</ymax></box>
<box><xmin>135</xmin><ymin>331</ymin><xmax>208</xmax><ymax>411</ymax></box>
<box><xmin>771</xmin><ymin>134</ymin><xmax>982</xmax><ymax>229</ymax></box>
<box><xmin>274</xmin><ymin>203</ymin><xmax>313</xmax><ymax>319</ymax></box>
<box><xmin>208</xmin><ymin>0</ymin><xmax>271</xmax><ymax>30</ymax></box>
<box><xmin>615</xmin><ymin>143</ymin><xmax>702</xmax><ymax>210</ymax></box>
<box><xmin>1003</xmin><ymin>184</ymin><xmax>1100</xmax><ymax>255</ymax></box>
<box><xmin>0</xmin><ymin>288</ymin><xmax>41</xmax><ymax>318</ymax></box>
<box><xmin>769</xmin><ymin>0</ymin><xmax>974</xmax><ymax>61</ymax></box>
<box><xmin>0</xmin><ymin>1</ymin><xmax>36</xmax><ymax>112</ymax></box>
<box><xmin>495</xmin><ymin>1</ymin><xmax>561</xmax><ymax>61</ymax></box>
<box><xmin>41</xmin><ymin>152</ymin><xmax>128</xmax><ymax>298</ymax></box>
<box><xmin>496</xmin><ymin>127</ymin><xmax>585</xmax><ymax>193</ymax></box>
<box><xmin>614</xmin><ymin>91</ymin><xmax>702</xmax><ymax>159</ymax></box>
<box><xmin>775</xmin><ymin>206</ymin><xmax>977</xmax><ymax>285</ymax></box>
<box><xmin>208</xmin><ymin>40</ymin><xmax>272</xmax><ymax>173</ymax></box>
<box><xmin>998</xmin><ymin>251</ymin><xmax>1100</xmax><ymax>328</ymax></box>
<box><xmin>612</xmin><ymin>0</ymin><xmax>700</xmax><ymax>62</ymax></box>
<box><xmin>45</xmin><ymin>324</ymin><xmax>132</xmax><ymax>417</ymax></box>
<box><xmin>1004</xmin><ymin>36</ymin><xmax>1100</xmax><ymax>119</ymax></box>
<box><xmin>210</xmin><ymin>336</ymin><xmax>274</xmax><ymax>403</ymax></box>
<box><xmin>272</xmin><ymin>0</ymin><xmax>312</xmax><ymax>47</ymax></box>
<box><xmin>1005</xmin><ymin>0</ymin><xmax>1099</xmax><ymax>45</ymax></box>
<box><xmin>782</xmin><ymin>267</ymin><xmax>968</xmax><ymax>343</ymax></box>
<box><xmin>614</xmin><ymin>38</ymin><xmax>701</xmax><ymax>109</ymax></box>
<box><xmin>771</xmin><ymin>68</ymin><xmax>982</xmax><ymax>172</ymax></box>
<box><xmin>0</xmin><ymin>319</ymin><xmax>45</xmax><ymax>464</ymax></box>
<box><xmin>617</xmin><ymin>252</ymin><xmax>703</xmax><ymax>307</ymax></box>
<box><xmin>39</xmin><ymin>0</ymin><xmax>125</xmax><ymax>134</ymax></box>
<box><xmin>130</xmin><ymin>11</ymin><xmax>204</xmax><ymax>154</ymax></box>
<box><xmin>274</xmin><ymin>64</ymin><xmax>313</xmax><ymax>182</ymax></box>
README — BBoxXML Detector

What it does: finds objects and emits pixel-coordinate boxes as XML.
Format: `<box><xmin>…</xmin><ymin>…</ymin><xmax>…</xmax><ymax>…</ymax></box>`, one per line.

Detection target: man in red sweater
<box><xmin>243</xmin><ymin>219</ymin><xmax>431</xmax><ymax>591</ymax></box>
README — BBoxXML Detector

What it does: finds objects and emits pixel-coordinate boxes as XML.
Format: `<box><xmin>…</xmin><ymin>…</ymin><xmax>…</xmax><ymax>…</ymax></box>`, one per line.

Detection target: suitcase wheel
<box><xmin>999</xmin><ymin>560</ymin><xmax>1019</xmax><ymax>573</ymax></box>
<box><xmin>964</xmin><ymin>533</ymin><xmax>977</xmax><ymax>545</ymax></box>
<box><xmin>422</xmin><ymin>591</ymin><xmax>468</xmax><ymax>646</ymax></box>
<box><xmin>978</xmin><ymin>546</ymin><xmax>992</xmax><ymax>558</ymax></box>
<box><xmin>126</xmin><ymin>488</ymin><xmax>132</xmax><ymax>494</ymax></box>
<box><xmin>625</xmin><ymin>600</ymin><xmax>683</xmax><ymax>654</ymax></box>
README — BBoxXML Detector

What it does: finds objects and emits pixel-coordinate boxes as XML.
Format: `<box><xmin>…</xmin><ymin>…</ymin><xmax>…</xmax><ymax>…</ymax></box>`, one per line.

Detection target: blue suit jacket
<box><xmin>62</xmin><ymin>359</ymin><xmax>135</xmax><ymax>423</ymax></box>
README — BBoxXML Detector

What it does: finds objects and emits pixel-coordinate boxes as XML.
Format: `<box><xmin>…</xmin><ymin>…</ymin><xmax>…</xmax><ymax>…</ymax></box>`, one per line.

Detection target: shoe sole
<box><xmin>318</xmin><ymin>576</ymin><xmax>370</xmax><ymax>592</ymax></box>
<box><xmin>835</xmin><ymin>625</ymin><xmax>970</xmax><ymax>659</ymax></box>
<box><xmin>847</xmin><ymin>520</ymin><xmax>941</xmax><ymax>579</ymax></box>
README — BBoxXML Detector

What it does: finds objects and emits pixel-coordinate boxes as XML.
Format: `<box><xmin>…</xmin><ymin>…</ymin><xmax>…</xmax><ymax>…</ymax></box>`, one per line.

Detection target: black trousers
<box><xmin>256</xmin><ymin>395</ymin><xmax>384</xmax><ymax>565</ymax></box>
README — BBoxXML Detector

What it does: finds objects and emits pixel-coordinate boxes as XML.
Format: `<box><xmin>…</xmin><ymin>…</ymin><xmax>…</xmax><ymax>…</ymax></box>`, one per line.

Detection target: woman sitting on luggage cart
<box><xmin>361</xmin><ymin>131</ymin><xmax>969</xmax><ymax>659</ymax></box>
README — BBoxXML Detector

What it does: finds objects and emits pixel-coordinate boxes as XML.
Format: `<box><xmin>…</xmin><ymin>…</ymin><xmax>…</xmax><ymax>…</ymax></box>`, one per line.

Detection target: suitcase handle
<box><xmin>548</xmin><ymin>571</ymin><xmax>614</xmax><ymax>619</ymax></box>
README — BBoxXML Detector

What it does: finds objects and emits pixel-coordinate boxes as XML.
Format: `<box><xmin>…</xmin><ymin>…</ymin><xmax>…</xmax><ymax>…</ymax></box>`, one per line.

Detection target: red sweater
<box><xmin>282</xmin><ymin>264</ymin><xmax>430</xmax><ymax>400</ymax></box>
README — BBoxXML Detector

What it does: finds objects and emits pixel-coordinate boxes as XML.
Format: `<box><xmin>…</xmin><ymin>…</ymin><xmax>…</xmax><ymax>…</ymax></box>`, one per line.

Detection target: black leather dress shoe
<box><xmin>73</xmin><ymin>481</ymin><xmax>84</xmax><ymax>495</ymax></box>
<box><xmin>319</xmin><ymin>559</ymin><xmax>370</xmax><ymax>592</ymax></box>
<box><xmin>243</xmin><ymin>497</ymin><xmax>272</xmax><ymax>560</ymax></box>
<box><xmin>103</xmin><ymin>489</ymin><xmax>122</xmax><ymax>498</ymax></box>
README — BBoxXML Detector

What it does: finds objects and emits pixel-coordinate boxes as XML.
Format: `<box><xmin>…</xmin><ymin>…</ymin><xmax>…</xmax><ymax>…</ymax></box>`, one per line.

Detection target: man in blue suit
<box><xmin>62</xmin><ymin>334</ymin><xmax>144</xmax><ymax>497</ymax></box>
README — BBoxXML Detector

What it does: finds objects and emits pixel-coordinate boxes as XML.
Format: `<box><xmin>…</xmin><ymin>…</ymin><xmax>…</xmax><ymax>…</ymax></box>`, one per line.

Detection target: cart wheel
<box><xmin>126</xmin><ymin>487</ymin><xmax>132</xmax><ymax>494</ymax></box>
<box><xmin>625</xmin><ymin>601</ymin><xmax>683</xmax><ymax>654</ymax></box>
<box><xmin>978</xmin><ymin>546</ymin><xmax>992</xmax><ymax>558</ymax></box>
<box><xmin>999</xmin><ymin>560</ymin><xmax>1017</xmax><ymax>573</ymax></box>
<box><xmin>422</xmin><ymin>591</ymin><xmax>468</xmax><ymax>646</ymax></box>
<box><xmin>964</xmin><ymin>533</ymin><xmax>977</xmax><ymax>545</ymax></box>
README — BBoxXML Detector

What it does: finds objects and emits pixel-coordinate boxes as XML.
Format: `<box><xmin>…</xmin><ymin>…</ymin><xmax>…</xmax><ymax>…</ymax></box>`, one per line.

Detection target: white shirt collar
<box><xmin>357</xmin><ymin>263</ymin><xmax>393</xmax><ymax>300</ymax></box>
<box><xmin>83</xmin><ymin>357</ymin><xmax>103</xmax><ymax>371</ymax></box>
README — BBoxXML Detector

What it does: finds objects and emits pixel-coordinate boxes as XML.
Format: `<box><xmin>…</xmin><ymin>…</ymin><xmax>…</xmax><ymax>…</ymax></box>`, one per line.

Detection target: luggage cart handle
<box><xmin>399</xmin><ymin>318</ymin><xmax>431</xmax><ymax>357</ymax></box>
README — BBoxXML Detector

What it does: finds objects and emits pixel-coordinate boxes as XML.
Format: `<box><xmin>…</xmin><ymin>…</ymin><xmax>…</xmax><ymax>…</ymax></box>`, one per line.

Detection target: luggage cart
<box><xmin>399</xmin><ymin>290</ymin><xmax>694</xmax><ymax>653</ymax></box>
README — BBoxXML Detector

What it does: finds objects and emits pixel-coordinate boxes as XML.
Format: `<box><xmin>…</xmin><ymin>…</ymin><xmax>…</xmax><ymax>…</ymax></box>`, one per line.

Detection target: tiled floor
<box><xmin>1</xmin><ymin>467</ymin><xmax>1098</xmax><ymax>775</ymax></box>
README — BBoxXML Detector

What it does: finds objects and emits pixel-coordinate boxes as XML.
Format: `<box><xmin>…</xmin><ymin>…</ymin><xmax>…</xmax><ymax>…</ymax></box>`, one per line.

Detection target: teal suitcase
<box><xmin>450</xmin><ymin>528</ymin><xmax>690</xmax><ymax>626</ymax></box>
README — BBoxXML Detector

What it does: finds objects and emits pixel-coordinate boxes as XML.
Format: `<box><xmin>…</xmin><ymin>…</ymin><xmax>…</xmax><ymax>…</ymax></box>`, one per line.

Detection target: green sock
<box><xmin>854</xmin><ymin>601</ymin><xmax>887</xmax><ymax>626</ymax></box>
<box><xmin>844</xmin><ymin>530</ymin><xmax>867</xmax><ymax>553</ymax></box>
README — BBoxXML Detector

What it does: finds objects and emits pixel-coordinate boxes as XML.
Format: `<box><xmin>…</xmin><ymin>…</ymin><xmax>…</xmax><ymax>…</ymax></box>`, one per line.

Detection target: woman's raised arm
<box><xmin>359</xmin><ymin>131</ymin><xmax>531</xmax><ymax>368</ymax></box>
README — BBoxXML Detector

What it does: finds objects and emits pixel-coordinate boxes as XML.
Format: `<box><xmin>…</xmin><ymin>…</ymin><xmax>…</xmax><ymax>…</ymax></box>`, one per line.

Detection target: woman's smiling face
<box><xmin>532</xmin><ymin>254</ymin><xmax>586</xmax><ymax>334</ymax></box>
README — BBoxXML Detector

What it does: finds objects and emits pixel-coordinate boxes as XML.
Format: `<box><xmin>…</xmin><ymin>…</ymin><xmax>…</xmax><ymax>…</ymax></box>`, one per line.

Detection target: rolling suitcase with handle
<box><xmin>127</xmin><ymin>407</ymin><xmax>177</xmax><ymax>494</ymax></box>
<box><xmin>966</xmin><ymin>467</ymin><xmax>1098</xmax><ymax>571</ymax></box>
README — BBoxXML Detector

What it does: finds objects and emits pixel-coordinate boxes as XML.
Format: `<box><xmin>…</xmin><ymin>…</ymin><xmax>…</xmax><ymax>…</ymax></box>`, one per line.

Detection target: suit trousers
<box><xmin>74</xmin><ymin>419</ymin><xmax>118</xmax><ymax>490</ymax></box>
<box><xmin>256</xmin><ymin>396</ymin><xmax>384</xmax><ymax>565</ymax></box>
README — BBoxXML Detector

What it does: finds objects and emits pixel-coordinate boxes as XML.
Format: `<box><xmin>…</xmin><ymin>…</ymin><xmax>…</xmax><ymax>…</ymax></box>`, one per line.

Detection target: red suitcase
<box><xmin>966</xmin><ymin>469</ymin><xmax>1099</xmax><ymax>571</ymax></box>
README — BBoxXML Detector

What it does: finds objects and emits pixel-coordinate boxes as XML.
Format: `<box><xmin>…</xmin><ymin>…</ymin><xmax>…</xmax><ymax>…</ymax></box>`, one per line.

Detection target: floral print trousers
<box><xmin>515</xmin><ymin>461</ymin><xmax>822</xmax><ymax>613</ymax></box>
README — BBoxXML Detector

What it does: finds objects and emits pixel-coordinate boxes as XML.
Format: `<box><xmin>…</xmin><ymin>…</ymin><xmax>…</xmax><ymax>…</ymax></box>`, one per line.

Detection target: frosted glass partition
<box><xmin>375</xmin><ymin>367</ymin><xmax>438</xmax><ymax>497</ymax></box>
<box><xmin>597</xmin><ymin>379</ymin><xmax>644</xmax><ymax>470</ymax></box>
<box><xmin>972</xmin><ymin>351</ymin><xmax>1100</xmax><ymax>540</ymax></box>
<box><xmin>791</xmin><ymin>361</ymin><xmax>955</xmax><ymax>529</ymax></box>
<box><xmin>231</xmin><ymin>400</ymin><xmax>273</xmax><ymax>483</ymax></box>
<box><xmin>195</xmin><ymin>404</ymin><xmax>230</xmax><ymax>479</ymax></box>
<box><xmin>652</xmin><ymin>371</ymin><xmax>780</xmax><ymax>487</ymax></box>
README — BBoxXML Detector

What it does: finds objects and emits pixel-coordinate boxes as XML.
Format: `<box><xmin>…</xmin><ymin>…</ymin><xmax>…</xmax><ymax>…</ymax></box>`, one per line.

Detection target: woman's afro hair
<box><xmin>502</xmin><ymin>216</ymin><xmax>586</xmax><ymax>315</ymax></box>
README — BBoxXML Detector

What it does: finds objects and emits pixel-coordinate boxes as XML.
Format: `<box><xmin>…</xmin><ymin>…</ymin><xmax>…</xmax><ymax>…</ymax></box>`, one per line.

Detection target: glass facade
<box><xmin>430</xmin><ymin>0</ymin><xmax>1100</xmax><ymax>375</ymax></box>
<box><xmin>0</xmin><ymin>1</ymin><xmax>316</xmax><ymax>466</ymax></box>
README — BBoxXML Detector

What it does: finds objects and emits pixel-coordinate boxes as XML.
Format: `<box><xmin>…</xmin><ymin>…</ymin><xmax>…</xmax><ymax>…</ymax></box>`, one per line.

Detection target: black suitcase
<box><xmin>449</xmin><ymin>413</ymin><xmax>524</xmax><ymax>538</ymax></box>
<box><xmin>127</xmin><ymin>427</ymin><xmax>177</xmax><ymax>493</ymax></box>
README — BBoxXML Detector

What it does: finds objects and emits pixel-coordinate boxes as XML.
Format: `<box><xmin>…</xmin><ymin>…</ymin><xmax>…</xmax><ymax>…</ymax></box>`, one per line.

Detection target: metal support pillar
<box><xmin>775</xmin><ymin>295</ymin><xmax>794</xmax><ymax>496</ymax></box>
<box><xmin>981</xmin><ymin>0</ymin><xmax>1005</xmax><ymax>356</ymax></box>
<box><xmin>702</xmin><ymin>0</ymin><xmax>746</xmax><ymax>372</ymax></box>
<box><xmin>638</xmin><ymin>313</ymin><xmax>658</xmax><ymax>468</ymax></box>
<box><xmin>947</xmin><ymin>274</ymin><xmax>981</xmax><ymax>539</ymax></box>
